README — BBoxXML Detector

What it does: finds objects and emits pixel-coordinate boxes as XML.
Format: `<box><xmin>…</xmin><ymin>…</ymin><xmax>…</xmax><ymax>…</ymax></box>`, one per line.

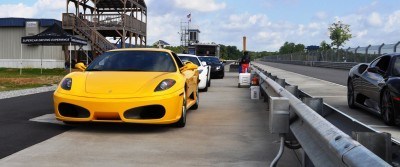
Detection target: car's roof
<box><xmin>198</xmin><ymin>56</ymin><xmax>219</xmax><ymax>59</ymax></box>
<box><xmin>382</xmin><ymin>53</ymin><xmax>400</xmax><ymax>57</ymax></box>
<box><xmin>108</xmin><ymin>48</ymin><xmax>172</xmax><ymax>53</ymax></box>
<box><xmin>177</xmin><ymin>54</ymin><xmax>198</xmax><ymax>57</ymax></box>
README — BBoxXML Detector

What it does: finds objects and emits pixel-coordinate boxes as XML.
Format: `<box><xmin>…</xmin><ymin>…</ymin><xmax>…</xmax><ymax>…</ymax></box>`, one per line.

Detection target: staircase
<box><xmin>62</xmin><ymin>13</ymin><xmax>117</xmax><ymax>54</ymax></box>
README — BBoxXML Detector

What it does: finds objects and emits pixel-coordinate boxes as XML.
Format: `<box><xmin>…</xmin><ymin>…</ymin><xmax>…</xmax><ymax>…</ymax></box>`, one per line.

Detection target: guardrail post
<box><xmin>302</xmin><ymin>98</ymin><xmax>324</xmax><ymax>116</ymax></box>
<box><xmin>276</xmin><ymin>78</ymin><xmax>285</xmax><ymax>87</ymax></box>
<box><xmin>269</xmin><ymin>97</ymin><xmax>290</xmax><ymax>167</ymax></box>
<box><xmin>285</xmin><ymin>85</ymin><xmax>299</xmax><ymax>98</ymax></box>
<box><xmin>352</xmin><ymin>132</ymin><xmax>392</xmax><ymax>163</ymax></box>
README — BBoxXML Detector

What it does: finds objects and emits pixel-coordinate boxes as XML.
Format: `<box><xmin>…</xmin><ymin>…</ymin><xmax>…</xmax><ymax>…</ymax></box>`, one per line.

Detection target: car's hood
<box><xmin>85</xmin><ymin>72</ymin><xmax>168</xmax><ymax>95</ymax></box>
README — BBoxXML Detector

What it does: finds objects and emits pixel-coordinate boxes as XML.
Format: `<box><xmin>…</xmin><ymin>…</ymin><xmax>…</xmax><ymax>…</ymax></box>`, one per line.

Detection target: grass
<box><xmin>0</xmin><ymin>68</ymin><xmax>68</xmax><ymax>92</ymax></box>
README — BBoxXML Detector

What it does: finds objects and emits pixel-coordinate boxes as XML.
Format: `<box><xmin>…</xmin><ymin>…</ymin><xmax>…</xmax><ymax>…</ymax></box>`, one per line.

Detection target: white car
<box><xmin>178</xmin><ymin>54</ymin><xmax>211</xmax><ymax>91</ymax></box>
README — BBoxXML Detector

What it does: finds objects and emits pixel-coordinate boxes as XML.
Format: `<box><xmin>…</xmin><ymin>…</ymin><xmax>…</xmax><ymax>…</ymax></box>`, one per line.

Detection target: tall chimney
<box><xmin>243</xmin><ymin>36</ymin><xmax>247</xmax><ymax>52</ymax></box>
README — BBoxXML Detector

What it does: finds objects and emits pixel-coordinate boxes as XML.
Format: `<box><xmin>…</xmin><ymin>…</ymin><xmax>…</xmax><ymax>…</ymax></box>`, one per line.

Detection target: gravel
<box><xmin>0</xmin><ymin>85</ymin><xmax>58</xmax><ymax>100</ymax></box>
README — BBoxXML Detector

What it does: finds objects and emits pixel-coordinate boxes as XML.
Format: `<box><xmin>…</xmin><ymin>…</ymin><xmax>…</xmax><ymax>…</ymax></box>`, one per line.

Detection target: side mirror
<box><xmin>367</xmin><ymin>67</ymin><xmax>384</xmax><ymax>75</ymax></box>
<box><xmin>201</xmin><ymin>61</ymin><xmax>207</xmax><ymax>66</ymax></box>
<box><xmin>367</xmin><ymin>67</ymin><xmax>378</xmax><ymax>73</ymax></box>
<box><xmin>74</xmin><ymin>62</ymin><xmax>87</xmax><ymax>72</ymax></box>
<box><xmin>180</xmin><ymin>62</ymin><xmax>198</xmax><ymax>71</ymax></box>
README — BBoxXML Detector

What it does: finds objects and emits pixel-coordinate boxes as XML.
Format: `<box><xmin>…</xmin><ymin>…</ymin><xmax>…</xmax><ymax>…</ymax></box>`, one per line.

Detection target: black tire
<box><xmin>191</xmin><ymin>87</ymin><xmax>199</xmax><ymax>110</ymax></box>
<box><xmin>207</xmin><ymin>79</ymin><xmax>211</xmax><ymax>87</ymax></box>
<box><xmin>174</xmin><ymin>91</ymin><xmax>187</xmax><ymax>128</ymax></box>
<box><xmin>347</xmin><ymin>79</ymin><xmax>356</xmax><ymax>109</ymax></box>
<box><xmin>238</xmin><ymin>83</ymin><xmax>241</xmax><ymax>88</ymax></box>
<box><xmin>202</xmin><ymin>86</ymin><xmax>208</xmax><ymax>92</ymax></box>
<box><xmin>381</xmin><ymin>89</ymin><xmax>395</xmax><ymax>126</ymax></box>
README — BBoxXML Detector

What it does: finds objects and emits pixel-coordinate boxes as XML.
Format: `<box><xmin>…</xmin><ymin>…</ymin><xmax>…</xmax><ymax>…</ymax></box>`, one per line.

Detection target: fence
<box><xmin>264</xmin><ymin>42</ymin><xmax>400</xmax><ymax>63</ymax></box>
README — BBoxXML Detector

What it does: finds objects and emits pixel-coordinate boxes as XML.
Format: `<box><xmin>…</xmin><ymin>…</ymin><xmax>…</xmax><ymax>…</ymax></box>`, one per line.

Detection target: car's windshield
<box><xmin>86</xmin><ymin>51</ymin><xmax>176</xmax><ymax>72</ymax></box>
<box><xmin>393</xmin><ymin>56</ymin><xmax>400</xmax><ymax>76</ymax></box>
<box><xmin>198</xmin><ymin>57</ymin><xmax>220</xmax><ymax>64</ymax></box>
<box><xmin>178</xmin><ymin>56</ymin><xmax>201</xmax><ymax>66</ymax></box>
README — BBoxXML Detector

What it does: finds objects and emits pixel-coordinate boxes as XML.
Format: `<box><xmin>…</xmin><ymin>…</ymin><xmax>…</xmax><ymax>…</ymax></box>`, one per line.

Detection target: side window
<box><xmin>370</xmin><ymin>58</ymin><xmax>381</xmax><ymax>68</ymax></box>
<box><xmin>375</xmin><ymin>56</ymin><xmax>391</xmax><ymax>72</ymax></box>
<box><xmin>171</xmin><ymin>52</ymin><xmax>184</xmax><ymax>68</ymax></box>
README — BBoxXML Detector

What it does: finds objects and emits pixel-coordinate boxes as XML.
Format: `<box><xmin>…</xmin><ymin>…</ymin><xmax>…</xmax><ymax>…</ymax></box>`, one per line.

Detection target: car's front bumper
<box><xmin>211</xmin><ymin>69</ymin><xmax>224</xmax><ymax>78</ymax></box>
<box><xmin>53</xmin><ymin>90</ymin><xmax>184</xmax><ymax>124</ymax></box>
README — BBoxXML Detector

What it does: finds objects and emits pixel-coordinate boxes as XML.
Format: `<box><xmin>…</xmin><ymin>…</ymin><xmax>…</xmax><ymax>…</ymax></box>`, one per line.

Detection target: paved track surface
<box><xmin>0</xmin><ymin>72</ymin><xmax>300</xmax><ymax>167</ymax></box>
<box><xmin>258</xmin><ymin>62</ymin><xmax>349</xmax><ymax>85</ymax></box>
<box><xmin>0</xmin><ymin>92</ymin><xmax>71</xmax><ymax>158</ymax></box>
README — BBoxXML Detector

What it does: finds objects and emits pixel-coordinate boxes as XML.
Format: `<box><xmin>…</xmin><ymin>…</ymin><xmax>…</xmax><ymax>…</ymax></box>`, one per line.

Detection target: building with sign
<box><xmin>0</xmin><ymin>18</ymin><xmax>68</xmax><ymax>68</ymax></box>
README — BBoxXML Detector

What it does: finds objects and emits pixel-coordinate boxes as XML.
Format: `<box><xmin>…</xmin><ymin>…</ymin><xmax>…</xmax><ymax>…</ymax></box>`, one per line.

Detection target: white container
<box><xmin>250</xmin><ymin>86</ymin><xmax>260</xmax><ymax>99</ymax></box>
<box><xmin>238</xmin><ymin>73</ymin><xmax>251</xmax><ymax>88</ymax></box>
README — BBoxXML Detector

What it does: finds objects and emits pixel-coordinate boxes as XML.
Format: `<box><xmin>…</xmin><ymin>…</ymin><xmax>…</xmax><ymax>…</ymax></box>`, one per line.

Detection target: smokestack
<box><xmin>243</xmin><ymin>36</ymin><xmax>247</xmax><ymax>52</ymax></box>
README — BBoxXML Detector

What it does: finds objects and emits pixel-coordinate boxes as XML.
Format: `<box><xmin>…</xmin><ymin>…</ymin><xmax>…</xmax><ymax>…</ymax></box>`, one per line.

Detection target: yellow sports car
<box><xmin>54</xmin><ymin>48</ymin><xmax>199</xmax><ymax>127</ymax></box>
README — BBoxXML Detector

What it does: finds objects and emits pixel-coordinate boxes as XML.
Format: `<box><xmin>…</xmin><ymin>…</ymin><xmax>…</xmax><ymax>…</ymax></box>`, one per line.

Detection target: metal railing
<box><xmin>79</xmin><ymin>14</ymin><xmax>146</xmax><ymax>34</ymax></box>
<box><xmin>251</xmin><ymin>64</ymin><xmax>391</xmax><ymax>166</ymax></box>
<box><xmin>264</xmin><ymin>42</ymin><xmax>400</xmax><ymax>63</ymax></box>
<box><xmin>62</xmin><ymin>13</ymin><xmax>117</xmax><ymax>53</ymax></box>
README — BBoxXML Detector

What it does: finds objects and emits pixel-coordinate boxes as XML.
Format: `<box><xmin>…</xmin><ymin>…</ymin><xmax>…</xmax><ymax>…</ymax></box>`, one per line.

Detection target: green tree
<box><xmin>328</xmin><ymin>21</ymin><xmax>352</xmax><ymax>50</ymax></box>
<box><xmin>279</xmin><ymin>42</ymin><xmax>305</xmax><ymax>54</ymax></box>
<box><xmin>319</xmin><ymin>40</ymin><xmax>331</xmax><ymax>51</ymax></box>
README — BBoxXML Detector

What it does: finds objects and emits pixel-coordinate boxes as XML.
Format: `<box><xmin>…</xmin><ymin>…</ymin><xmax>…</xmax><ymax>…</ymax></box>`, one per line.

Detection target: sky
<box><xmin>1</xmin><ymin>0</ymin><xmax>400</xmax><ymax>51</ymax></box>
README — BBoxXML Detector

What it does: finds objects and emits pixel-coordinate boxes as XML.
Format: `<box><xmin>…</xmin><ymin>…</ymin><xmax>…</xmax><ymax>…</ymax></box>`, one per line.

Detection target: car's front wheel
<box><xmin>381</xmin><ymin>89</ymin><xmax>395</xmax><ymax>126</ymax></box>
<box><xmin>347</xmin><ymin>79</ymin><xmax>356</xmax><ymax>109</ymax></box>
<box><xmin>174</xmin><ymin>91</ymin><xmax>187</xmax><ymax>127</ymax></box>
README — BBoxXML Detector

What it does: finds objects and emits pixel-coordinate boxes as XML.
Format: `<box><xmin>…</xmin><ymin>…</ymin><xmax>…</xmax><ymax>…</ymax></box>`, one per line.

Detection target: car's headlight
<box><xmin>155</xmin><ymin>79</ymin><xmax>176</xmax><ymax>92</ymax></box>
<box><xmin>216</xmin><ymin>66</ymin><xmax>221</xmax><ymax>71</ymax></box>
<box><xmin>61</xmin><ymin>78</ymin><xmax>72</xmax><ymax>90</ymax></box>
<box><xmin>198</xmin><ymin>69</ymin><xmax>203</xmax><ymax>74</ymax></box>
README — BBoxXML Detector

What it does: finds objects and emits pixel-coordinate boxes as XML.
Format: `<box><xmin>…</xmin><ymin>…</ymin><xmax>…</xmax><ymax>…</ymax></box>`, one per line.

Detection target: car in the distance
<box><xmin>347</xmin><ymin>53</ymin><xmax>400</xmax><ymax>125</ymax></box>
<box><xmin>198</xmin><ymin>56</ymin><xmax>224</xmax><ymax>79</ymax></box>
<box><xmin>53</xmin><ymin>48</ymin><xmax>199</xmax><ymax>127</ymax></box>
<box><xmin>178</xmin><ymin>54</ymin><xmax>211</xmax><ymax>91</ymax></box>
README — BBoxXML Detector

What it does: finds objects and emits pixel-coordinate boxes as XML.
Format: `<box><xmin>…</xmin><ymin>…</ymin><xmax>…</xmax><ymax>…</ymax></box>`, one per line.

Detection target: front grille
<box><xmin>123</xmin><ymin>105</ymin><xmax>165</xmax><ymax>119</ymax></box>
<box><xmin>58</xmin><ymin>103</ymin><xmax>90</xmax><ymax>118</ymax></box>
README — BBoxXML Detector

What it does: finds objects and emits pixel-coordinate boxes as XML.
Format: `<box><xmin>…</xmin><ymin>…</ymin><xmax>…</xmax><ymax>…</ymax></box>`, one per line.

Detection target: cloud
<box><xmin>315</xmin><ymin>11</ymin><xmax>328</xmax><ymax>20</ymax></box>
<box><xmin>0</xmin><ymin>0</ymin><xmax>64</xmax><ymax>19</ymax></box>
<box><xmin>173</xmin><ymin>0</ymin><xmax>226</xmax><ymax>12</ymax></box>
<box><xmin>367</xmin><ymin>12</ymin><xmax>382</xmax><ymax>27</ymax></box>
<box><xmin>0</xmin><ymin>3</ymin><xmax>37</xmax><ymax>18</ymax></box>
<box><xmin>384</xmin><ymin>10</ymin><xmax>400</xmax><ymax>33</ymax></box>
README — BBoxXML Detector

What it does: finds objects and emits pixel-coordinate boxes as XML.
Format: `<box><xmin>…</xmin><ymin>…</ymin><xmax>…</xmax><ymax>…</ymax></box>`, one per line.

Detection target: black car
<box><xmin>198</xmin><ymin>56</ymin><xmax>224</xmax><ymax>79</ymax></box>
<box><xmin>347</xmin><ymin>53</ymin><xmax>400</xmax><ymax>125</ymax></box>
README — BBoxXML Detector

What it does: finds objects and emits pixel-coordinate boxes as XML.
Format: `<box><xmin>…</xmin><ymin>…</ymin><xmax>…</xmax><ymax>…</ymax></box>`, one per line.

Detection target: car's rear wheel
<box><xmin>347</xmin><ymin>79</ymin><xmax>356</xmax><ymax>109</ymax></box>
<box><xmin>174</xmin><ymin>91</ymin><xmax>187</xmax><ymax>128</ymax></box>
<box><xmin>191</xmin><ymin>87</ymin><xmax>199</xmax><ymax>110</ymax></box>
<box><xmin>381</xmin><ymin>89</ymin><xmax>395</xmax><ymax>126</ymax></box>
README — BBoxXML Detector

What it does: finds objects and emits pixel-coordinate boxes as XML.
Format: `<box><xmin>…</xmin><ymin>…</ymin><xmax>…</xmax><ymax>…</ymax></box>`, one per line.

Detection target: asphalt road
<box><xmin>0</xmin><ymin>71</ymin><xmax>299</xmax><ymax>166</ymax></box>
<box><xmin>0</xmin><ymin>92</ymin><xmax>71</xmax><ymax>158</ymax></box>
<box><xmin>258</xmin><ymin>62</ymin><xmax>349</xmax><ymax>86</ymax></box>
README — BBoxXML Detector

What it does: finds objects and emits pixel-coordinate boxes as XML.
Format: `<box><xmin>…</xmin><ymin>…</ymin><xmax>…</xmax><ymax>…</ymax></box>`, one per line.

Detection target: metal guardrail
<box><xmin>261</xmin><ymin>59</ymin><xmax>358</xmax><ymax>70</ymax></box>
<box><xmin>251</xmin><ymin>64</ymin><xmax>391</xmax><ymax>166</ymax></box>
